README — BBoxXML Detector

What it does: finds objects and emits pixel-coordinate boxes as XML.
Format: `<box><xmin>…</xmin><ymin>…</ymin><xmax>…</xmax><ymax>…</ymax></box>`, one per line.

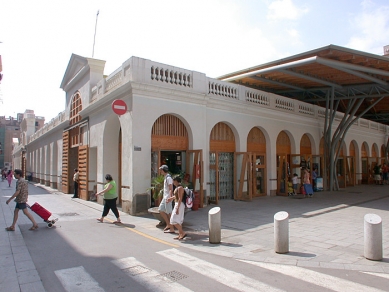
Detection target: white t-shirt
<box><xmin>163</xmin><ymin>174</ymin><xmax>173</xmax><ymax>199</ymax></box>
<box><xmin>292</xmin><ymin>176</ymin><xmax>298</xmax><ymax>184</ymax></box>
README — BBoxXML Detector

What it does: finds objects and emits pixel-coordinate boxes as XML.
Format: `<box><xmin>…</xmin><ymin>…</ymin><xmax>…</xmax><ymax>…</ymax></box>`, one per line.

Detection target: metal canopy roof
<box><xmin>219</xmin><ymin>45</ymin><xmax>389</xmax><ymax>125</ymax></box>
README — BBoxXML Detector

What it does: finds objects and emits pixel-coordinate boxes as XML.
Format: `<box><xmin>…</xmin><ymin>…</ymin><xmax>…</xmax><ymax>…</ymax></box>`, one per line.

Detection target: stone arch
<box><xmin>300</xmin><ymin>134</ymin><xmax>312</xmax><ymax>154</ymax></box>
<box><xmin>381</xmin><ymin>144</ymin><xmax>386</xmax><ymax>157</ymax></box>
<box><xmin>361</xmin><ymin>142</ymin><xmax>370</xmax><ymax>157</ymax></box>
<box><xmin>210</xmin><ymin>122</ymin><xmax>236</xmax><ymax>152</ymax></box>
<box><xmin>209</xmin><ymin>122</ymin><xmax>236</xmax><ymax>201</ymax></box>
<box><xmin>151</xmin><ymin>114</ymin><xmax>189</xmax><ymax>151</ymax></box>
<box><xmin>372</xmin><ymin>143</ymin><xmax>379</xmax><ymax>158</ymax></box>
<box><xmin>247</xmin><ymin>127</ymin><xmax>266</xmax><ymax>152</ymax></box>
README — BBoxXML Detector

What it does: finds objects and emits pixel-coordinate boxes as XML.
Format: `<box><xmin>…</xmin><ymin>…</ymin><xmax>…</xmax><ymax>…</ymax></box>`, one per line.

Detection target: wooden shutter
<box><xmin>62</xmin><ymin>131</ymin><xmax>69</xmax><ymax>193</ymax></box>
<box><xmin>78</xmin><ymin>145</ymin><xmax>88</xmax><ymax>200</ymax></box>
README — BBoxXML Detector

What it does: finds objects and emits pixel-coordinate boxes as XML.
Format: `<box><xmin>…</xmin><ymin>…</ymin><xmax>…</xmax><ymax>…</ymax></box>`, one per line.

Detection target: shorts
<box><xmin>383</xmin><ymin>173</ymin><xmax>388</xmax><ymax>180</ymax></box>
<box><xmin>293</xmin><ymin>184</ymin><xmax>297</xmax><ymax>190</ymax></box>
<box><xmin>374</xmin><ymin>174</ymin><xmax>381</xmax><ymax>180</ymax></box>
<box><xmin>15</xmin><ymin>202</ymin><xmax>27</xmax><ymax>210</ymax></box>
<box><xmin>158</xmin><ymin>197</ymin><xmax>172</xmax><ymax>214</ymax></box>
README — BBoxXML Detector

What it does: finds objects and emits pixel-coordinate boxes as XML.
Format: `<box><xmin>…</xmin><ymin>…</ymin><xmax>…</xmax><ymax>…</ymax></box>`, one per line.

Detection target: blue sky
<box><xmin>0</xmin><ymin>0</ymin><xmax>388</xmax><ymax>121</ymax></box>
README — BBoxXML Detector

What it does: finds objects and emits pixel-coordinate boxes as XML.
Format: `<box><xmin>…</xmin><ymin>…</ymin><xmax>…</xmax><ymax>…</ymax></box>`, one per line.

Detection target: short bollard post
<box><xmin>274</xmin><ymin>211</ymin><xmax>289</xmax><ymax>254</ymax></box>
<box><xmin>209</xmin><ymin>207</ymin><xmax>221</xmax><ymax>244</ymax></box>
<box><xmin>364</xmin><ymin>214</ymin><xmax>382</xmax><ymax>261</ymax></box>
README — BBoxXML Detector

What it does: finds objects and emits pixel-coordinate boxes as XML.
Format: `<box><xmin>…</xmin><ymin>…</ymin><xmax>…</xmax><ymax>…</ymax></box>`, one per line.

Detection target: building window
<box><xmin>70</xmin><ymin>92</ymin><xmax>83</xmax><ymax>147</ymax></box>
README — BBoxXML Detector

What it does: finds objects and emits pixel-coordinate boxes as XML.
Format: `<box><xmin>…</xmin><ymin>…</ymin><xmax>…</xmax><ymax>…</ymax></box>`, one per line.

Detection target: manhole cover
<box><xmin>57</xmin><ymin>213</ymin><xmax>79</xmax><ymax>216</ymax></box>
<box><xmin>158</xmin><ymin>271</ymin><xmax>188</xmax><ymax>282</ymax></box>
<box><xmin>123</xmin><ymin>265</ymin><xmax>151</xmax><ymax>276</ymax></box>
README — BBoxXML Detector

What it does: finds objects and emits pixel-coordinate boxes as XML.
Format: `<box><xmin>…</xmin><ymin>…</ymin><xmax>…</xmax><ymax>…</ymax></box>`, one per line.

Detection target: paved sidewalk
<box><xmin>0</xmin><ymin>180</ymin><xmax>46</xmax><ymax>292</ymax></box>
<box><xmin>1</xmin><ymin>180</ymin><xmax>389</xmax><ymax>291</ymax></box>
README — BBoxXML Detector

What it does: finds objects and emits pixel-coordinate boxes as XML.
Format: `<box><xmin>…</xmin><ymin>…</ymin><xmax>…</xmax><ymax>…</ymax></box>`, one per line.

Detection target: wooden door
<box><xmin>234</xmin><ymin>152</ymin><xmax>251</xmax><ymax>201</ymax></box>
<box><xmin>346</xmin><ymin>156</ymin><xmax>355</xmax><ymax>186</ymax></box>
<box><xmin>186</xmin><ymin>150</ymin><xmax>204</xmax><ymax>208</ymax></box>
<box><xmin>62</xmin><ymin>131</ymin><xmax>69</xmax><ymax>193</ymax></box>
<box><xmin>277</xmin><ymin>154</ymin><xmax>289</xmax><ymax>196</ymax></box>
<box><xmin>78</xmin><ymin>145</ymin><xmax>88</xmax><ymax>200</ymax></box>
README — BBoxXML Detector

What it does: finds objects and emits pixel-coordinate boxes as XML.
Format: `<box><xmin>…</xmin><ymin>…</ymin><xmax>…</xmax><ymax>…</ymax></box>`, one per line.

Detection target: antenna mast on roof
<box><xmin>92</xmin><ymin>10</ymin><xmax>99</xmax><ymax>58</ymax></box>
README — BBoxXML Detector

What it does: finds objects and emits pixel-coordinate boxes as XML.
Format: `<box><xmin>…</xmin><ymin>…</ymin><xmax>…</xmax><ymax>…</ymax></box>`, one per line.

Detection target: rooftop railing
<box><xmin>28</xmin><ymin>111</ymin><xmax>65</xmax><ymax>143</ymax></box>
<box><xmin>28</xmin><ymin>57</ymin><xmax>389</xmax><ymax>144</ymax></box>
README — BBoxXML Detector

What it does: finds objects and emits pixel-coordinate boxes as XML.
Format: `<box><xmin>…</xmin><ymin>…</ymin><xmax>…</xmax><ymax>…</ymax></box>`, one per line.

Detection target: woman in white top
<box><xmin>168</xmin><ymin>176</ymin><xmax>187</xmax><ymax>240</ymax></box>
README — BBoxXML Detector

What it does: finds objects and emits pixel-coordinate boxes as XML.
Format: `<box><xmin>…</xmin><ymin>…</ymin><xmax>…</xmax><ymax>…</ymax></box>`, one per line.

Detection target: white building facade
<box><xmin>14</xmin><ymin>54</ymin><xmax>388</xmax><ymax>215</ymax></box>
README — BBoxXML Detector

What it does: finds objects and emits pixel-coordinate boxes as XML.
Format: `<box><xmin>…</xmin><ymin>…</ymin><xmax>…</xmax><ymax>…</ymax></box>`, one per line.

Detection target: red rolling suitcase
<box><xmin>30</xmin><ymin>202</ymin><xmax>58</xmax><ymax>228</ymax></box>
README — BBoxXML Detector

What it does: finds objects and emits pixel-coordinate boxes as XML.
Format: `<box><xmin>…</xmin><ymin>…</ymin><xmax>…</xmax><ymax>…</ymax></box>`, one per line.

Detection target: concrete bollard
<box><xmin>209</xmin><ymin>207</ymin><xmax>221</xmax><ymax>244</ymax></box>
<box><xmin>274</xmin><ymin>211</ymin><xmax>289</xmax><ymax>254</ymax></box>
<box><xmin>364</xmin><ymin>213</ymin><xmax>382</xmax><ymax>261</ymax></box>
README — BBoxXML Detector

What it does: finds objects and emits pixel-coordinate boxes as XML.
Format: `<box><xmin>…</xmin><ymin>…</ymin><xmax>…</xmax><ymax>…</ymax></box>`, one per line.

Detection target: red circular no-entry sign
<box><xmin>112</xmin><ymin>99</ymin><xmax>127</xmax><ymax>116</ymax></box>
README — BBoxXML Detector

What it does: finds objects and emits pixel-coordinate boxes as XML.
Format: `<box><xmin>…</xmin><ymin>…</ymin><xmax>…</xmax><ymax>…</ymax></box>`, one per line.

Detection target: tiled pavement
<box><xmin>1</xmin><ymin>179</ymin><xmax>389</xmax><ymax>291</ymax></box>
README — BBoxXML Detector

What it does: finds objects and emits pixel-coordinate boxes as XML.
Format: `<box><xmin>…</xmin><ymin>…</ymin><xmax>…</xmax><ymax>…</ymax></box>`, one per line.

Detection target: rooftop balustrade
<box><xmin>28</xmin><ymin>57</ymin><xmax>389</xmax><ymax>144</ymax></box>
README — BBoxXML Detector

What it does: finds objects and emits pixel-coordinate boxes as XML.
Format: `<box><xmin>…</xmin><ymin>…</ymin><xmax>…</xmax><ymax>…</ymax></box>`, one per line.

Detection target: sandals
<box><xmin>96</xmin><ymin>218</ymin><xmax>103</xmax><ymax>223</ymax></box>
<box><xmin>29</xmin><ymin>225</ymin><xmax>38</xmax><ymax>231</ymax></box>
<box><xmin>5</xmin><ymin>226</ymin><xmax>15</xmax><ymax>231</ymax></box>
<box><xmin>112</xmin><ymin>221</ymin><xmax>121</xmax><ymax>224</ymax></box>
<box><xmin>174</xmin><ymin>234</ymin><xmax>187</xmax><ymax>240</ymax></box>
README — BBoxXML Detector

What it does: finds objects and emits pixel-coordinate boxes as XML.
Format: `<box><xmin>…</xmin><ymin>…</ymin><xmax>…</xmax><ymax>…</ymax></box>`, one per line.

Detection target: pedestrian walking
<box><xmin>303</xmin><ymin>168</ymin><xmax>313</xmax><ymax>197</ymax></box>
<box><xmin>381</xmin><ymin>163</ymin><xmax>388</xmax><ymax>185</ymax></box>
<box><xmin>72</xmin><ymin>168</ymin><xmax>79</xmax><ymax>198</ymax></box>
<box><xmin>5</xmin><ymin>169</ymin><xmax>38</xmax><ymax>231</ymax></box>
<box><xmin>168</xmin><ymin>176</ymin><xmax>187</xmax><ymax>240</ymax></box>
<box><xmin>6</xmin><ymin>169</ymin><xmax>13</xmax><ymax>187</ymax></box>
<box><xmin>292</xmin><ymin>173</ymin><xmax>298</xmax><ymax>196</ymax></box>
<box><xmin>96</xmin><ymin>174</ymin><xmax>121</xmax><ymax>224</ymax></box>
<box><xmin>158</xmin><ymin>165</ymin><xmax>175</xmax><ymax>233</ymax></box>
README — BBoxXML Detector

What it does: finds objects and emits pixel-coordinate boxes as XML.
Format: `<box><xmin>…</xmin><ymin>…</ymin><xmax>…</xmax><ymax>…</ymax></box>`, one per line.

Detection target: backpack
<box><xmin>183</xmin><ymin>187</ymin><xmax>194</xmax><ymax>208</ymax></box>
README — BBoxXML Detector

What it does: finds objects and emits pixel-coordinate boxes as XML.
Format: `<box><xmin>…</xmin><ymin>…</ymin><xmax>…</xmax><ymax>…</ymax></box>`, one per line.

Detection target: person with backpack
<box><xmin>168</xmin><ymin>176</ymin><xmax>187</xmax><ymax>240</ymax></box>
<box><xmin>158</xmin><ymin>165</ymin><xmax>175</xmax><ymax>233</ymax></box>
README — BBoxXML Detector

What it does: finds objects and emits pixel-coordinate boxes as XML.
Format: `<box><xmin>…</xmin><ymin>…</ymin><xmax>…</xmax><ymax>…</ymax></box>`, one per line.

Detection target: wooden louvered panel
<box><xmin>151</xmin><ymin>115</ymin><xmax>189</xmax><ymax>151</ymax></box>
<box><xmin>247</xmin><ymin>128</ymin><xmax>266</xmax><ymax>153</ymax></box>
<box><xmin>210</xmin><ymin>122</ymin><xmax>236</xmax><ymax>152</ymax></box>
<box><xmin>151</xmin><ymin>136</ymin><xmax>188</xmax><ymax>151</ymax></box>
<box><xmin>62</xmin><ymin>131</ymin><xmax>69</xmax><ymax>193</ymax></box>
<box><xmin>300</xmin><ymin>134</ymin><xmax>311</xmax><ymax>155</ymax></box>
<box><xmin>78</xmin><ymin>145</ymin><xmax>88</xmax><ymax>200</ymax></box>
<box><xmin>276</xmin><ymin>131</ymin><xmax>291</xmax><ymax>154</ymax></box>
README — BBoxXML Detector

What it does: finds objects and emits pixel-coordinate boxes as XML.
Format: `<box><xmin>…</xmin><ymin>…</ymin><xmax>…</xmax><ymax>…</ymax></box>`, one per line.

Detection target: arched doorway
<box><xmin>62</xmin><ymin>92</ymin><xmax>88</xmax><ymax>199</ymax></box>
<box><xmin>276</xmin><ymin>131</ymin><xmax>291</xmax><ymax>196</ymax></box>
<box><xmin>290</xmin><ymin>134</ymin><xmax>314</xmax><ymax>192</ymax></box>
<box><xmin>151</xmin><ymin>114</ymin><xmax>189</xmax><ymax>204</ymax></box>
<box><xmin>246</xmin><ymin>127</ymin><xmax>267</xmax><ymax>197</ymax></box>
<box><xmin>381</xmin><ymin>144</ymin><xmax>386</xmax><ymax>158</ymax></box>
<box><xmin>361</xmin><ymin>142</ymin><xmax>369</xmax><ymax>184</ymax></box>
<box><xmin>347</xmin><ymin>141</ymin><xmax>356</xmax><ymax>186</ymax></box>
<box><xmin>209</xmin><ymin>122</ymin><xmax>235</xmax><ymax>203</ymax></box>
<box><xmin>101</xmin><ymin>114</ymin><xmax>121</xmax><ymax>204</ymax></box>
<box><xmin>335</xmin><ymin>141</ymin><xmax>346</xmax><ymax>188</ymax></box>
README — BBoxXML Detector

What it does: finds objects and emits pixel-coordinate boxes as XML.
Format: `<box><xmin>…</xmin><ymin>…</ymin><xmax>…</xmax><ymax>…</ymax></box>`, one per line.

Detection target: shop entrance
<box><xmin>160</xmin><ymin>151</ymin><xmax>185</xmax><ymax>174</ymax></box>
<box><xmin>234</xmin><ymin>152</ymin><xmax>266</xmax><ymax>201</ymax></box>
<box><xmin>209</xmin><ymin>122</ymin><xmax>236</xmax><ymax>203</ymax></box>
